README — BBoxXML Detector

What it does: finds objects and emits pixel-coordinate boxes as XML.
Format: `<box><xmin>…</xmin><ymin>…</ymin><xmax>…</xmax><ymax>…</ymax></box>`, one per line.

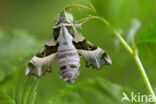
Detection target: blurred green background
<box><xmin>0</xmin><ymin>0</ymin><xmax>156</xmax><ymax>104</ymax></box>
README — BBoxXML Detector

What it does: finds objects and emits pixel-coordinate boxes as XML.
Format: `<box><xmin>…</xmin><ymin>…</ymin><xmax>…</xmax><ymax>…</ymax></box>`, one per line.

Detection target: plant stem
<box><xmin>75</xmin><ymin>15</ymin><xmax>156</xmax><ymax>103</ymax></box>
<box><xmin>66</xmin><ymin>4</ymin><xmax>156</xmax><ymax>103</ymax></box>
<box><xmin>95</xmin><ymin>16</ymin><xmax>156</xmax><ymax>102</ymax></box>
<box><xmin>63</xmin><ymin>4</ymin><xmax>96</xmax><ymax>13</ymax></box>
<box><xmin>133</xmin><ymin>55</ymin><xmax>156</xmax><ymax>102</ymax></box>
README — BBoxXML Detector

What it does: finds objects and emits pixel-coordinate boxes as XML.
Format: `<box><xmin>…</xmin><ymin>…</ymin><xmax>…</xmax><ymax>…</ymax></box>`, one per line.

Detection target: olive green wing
<box><xmin>26</xmin><ymin>53</ymin><xmax>56</xmax><ymax>77</ymax></box>
<box><xmin>72</xmin><ymin>27</ymin><xmax>112</xmax><ymax>69</ymax></box>
<box><xmin>26</xmin><ymin>29</ymin><xmax>59</xmax><ymax>77</ymax></box>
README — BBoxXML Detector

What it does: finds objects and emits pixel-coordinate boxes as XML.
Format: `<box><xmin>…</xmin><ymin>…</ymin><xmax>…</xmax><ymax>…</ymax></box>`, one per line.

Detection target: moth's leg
<box><xmin>74</xmin><ymin>15</ymin><xmax>91</xmax><ymax>28</ymax></box>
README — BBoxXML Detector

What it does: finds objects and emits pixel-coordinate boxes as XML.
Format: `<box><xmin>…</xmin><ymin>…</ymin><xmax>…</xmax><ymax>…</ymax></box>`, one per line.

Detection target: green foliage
<box><xmin>0</xmin><ymin>0</ymin><xmax>156</xmax><ymax>104</ymax></box>
<box><xmin>137</xmin><ymin>23</ymin><xmax>156</xmax><ymax>65</ymax></box>
<box><xmin>138</xmin><ymin>24</ymin><xmax>156</xmax><ymax>43</ymax></box>
<box><xmin>137</xmin><ymin>24</ymin><xmax>156</xmax><ymax>85</ymax></box>
<box><xmin>0</xmin><ymin>30</ymin><xmax>41</xmax><ymax>82</ymax></box>
<box><xmin>0</xmin><ymin>30</ymin><xmax>40</xmax><ymax>103</ymax></box>
<box><xmin>49</xmin><ymin>78</ymin><xmax>136</xmax><ymax>104</ymax></box>
<box><xmin>0</xmin><ymin>90</ymin><xmax>15</xmax><ymax>104</ymax></box>
<box><xmin>0</xmin><ymin>70</ymin><xmax>39</xmax><ymax>104</ymax></box>
<box><xmin>90</xmin><ymin>0</ymin><xmax>156</xmax><ymax>28</ymax></box>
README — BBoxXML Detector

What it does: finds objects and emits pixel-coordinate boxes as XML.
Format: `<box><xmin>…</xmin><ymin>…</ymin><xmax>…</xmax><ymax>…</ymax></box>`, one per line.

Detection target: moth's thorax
<box><xmin>57</xmin><ymin>26</ymin><xmax>73</xmax><ymax>46</ymax></box>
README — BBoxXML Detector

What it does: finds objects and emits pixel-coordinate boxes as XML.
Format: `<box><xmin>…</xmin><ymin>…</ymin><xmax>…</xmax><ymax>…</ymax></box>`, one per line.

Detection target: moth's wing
<box><xmin>26</xmin><ymin>31</ymin><xmax>58</xmax><ymax>77</ymax></box>
<box><xmin>45</xmin><ymin>27</ymin><xmax>59</xmax><ymax>46</ymax></box>
<box><xmin>26</xmin><ymin>53</ymin><xmax>56</xmax><ymax>77</ymax></box>
<box><xmin>78</xmin><ymin>46</ymin><xmax>112</xmax><ymax>69</ymax></box>
<box><xmin>72</xmin><ymin>27</ymin><xmax>85</xmax><ymax>42</ymax></box>
<box><xmin>72</xmin><ymin>28</ymin><xmax>112</xmax><ymax>69</ymax></box>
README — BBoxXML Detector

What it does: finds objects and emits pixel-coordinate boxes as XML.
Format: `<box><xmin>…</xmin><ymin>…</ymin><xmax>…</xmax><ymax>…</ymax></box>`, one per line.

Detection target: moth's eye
<box><xmin>60</xmin><ymin>66</ymin><xmax>66</xmax><ymax>70</ymax></box>
<box><xmin>70</xmin><ymin>64</ymin><xmax>77</xmax><ymax>68</ymax></box>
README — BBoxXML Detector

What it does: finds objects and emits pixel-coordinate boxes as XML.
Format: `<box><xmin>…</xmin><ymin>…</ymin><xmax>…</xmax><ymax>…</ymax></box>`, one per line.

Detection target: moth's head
<box><xmin>55</xmin><ymin>12</ymin><xmax>73</xmax><ymax>25</ymax></box>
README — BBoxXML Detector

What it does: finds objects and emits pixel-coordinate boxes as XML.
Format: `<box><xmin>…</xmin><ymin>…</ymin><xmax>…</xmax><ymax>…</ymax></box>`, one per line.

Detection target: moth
<box><xmin>26</xmin><ymin>12</ymin><xmax>112</xmax><ymax>83</ymax></box>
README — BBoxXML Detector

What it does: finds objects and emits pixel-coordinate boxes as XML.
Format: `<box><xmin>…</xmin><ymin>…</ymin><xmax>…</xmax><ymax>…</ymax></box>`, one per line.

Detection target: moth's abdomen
<box><xmin>56</xmin><ymin>46</ymin><xmax>80</xmax><ymax>83</ymax></box>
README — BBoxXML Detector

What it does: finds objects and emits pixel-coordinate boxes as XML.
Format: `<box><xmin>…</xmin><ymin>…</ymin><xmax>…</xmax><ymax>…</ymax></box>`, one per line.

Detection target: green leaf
<box><xmin>137</xmin><ymin>43</ymin><xmax>156</xmax><ymax>85</ymax></box>
<box><xmin>138</xmin><ymin>24</ymin><xmax>156</xmax><ymax>43</ymax></box>
<box><xmin>0</xmin><ymin>70</ymin><xmax>39</xmax><ymax>104</ymax></box>
<box><xmin>48</xmin><ymin>78</ymin><xmax>139</xmax><ymax>104</ymax></box>
<box><xmin>137</xmin><ymin>24</ymin><xmax>156</xmax><ymax>75</ymax></box>
<box><xmin>0</xmin><ymin>30</ymin><xmax>41</xmax><ymax>82</ymax></box>
<box><xmin>8</xmin><ymin>71</ymin><xmax>38</xmax><ymax>104</ymax></box>
<box><xmin>0</xmin><ymin>90</ymin><xmax>15</xmax><ymax>104</ymax></box>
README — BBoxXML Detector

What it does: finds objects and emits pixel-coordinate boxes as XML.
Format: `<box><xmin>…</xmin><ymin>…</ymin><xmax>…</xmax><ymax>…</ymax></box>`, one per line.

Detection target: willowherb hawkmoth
<box><xmin>26</xmin><ymin>12</ymin><xmax>112</xmax><ymax>83</ymax></box>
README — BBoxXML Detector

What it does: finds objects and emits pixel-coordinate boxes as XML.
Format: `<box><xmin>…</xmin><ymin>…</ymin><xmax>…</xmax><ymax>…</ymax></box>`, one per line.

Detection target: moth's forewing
<box><xmin>69</xmin><ymin>26</ymin><xmax>85</xmax><ymax>42</ymax></box>
<box><xmin>78</xmin><ymin>48</ymin><xmax>112</xmax><ymax>69</ymax></box>
<box><xmin>26</xmin><ymin>28</ymin><xmax>59</xmax><ymax>77</ymax></box>
<box><xmin>26</xmin><ymin>53</ymin><xmax>56</xmax><ymax>77</ymax></box>
<box><xmin>45</xmin><ymin>32</ymin><xmax>57</xmax><ymax>47</ymax></box>
<box><xmin>72</xmin><ymin>26</ymin><xmax>112</xmax><ymax>69</ymax></box>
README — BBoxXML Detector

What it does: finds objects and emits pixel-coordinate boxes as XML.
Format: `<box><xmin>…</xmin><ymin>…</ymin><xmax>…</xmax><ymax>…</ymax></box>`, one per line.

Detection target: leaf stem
<box><xmin>134</xmin><ymin>55</ymin><xmax>156</xmax><ymax>102</ymax></box>
<box><xmin>75</xmin><ymin>15</ymin><xmax>156</xmax><ymax>103</ymax></box>
<box><xmin>62</xmin><ymin>4</ymin><xmax>96</xmax><ymax>13</ymax></box>
<box><xmin>65</xmin><ymin>4</ymin><xmax>156</xmax><ymax>103</ymax></box>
